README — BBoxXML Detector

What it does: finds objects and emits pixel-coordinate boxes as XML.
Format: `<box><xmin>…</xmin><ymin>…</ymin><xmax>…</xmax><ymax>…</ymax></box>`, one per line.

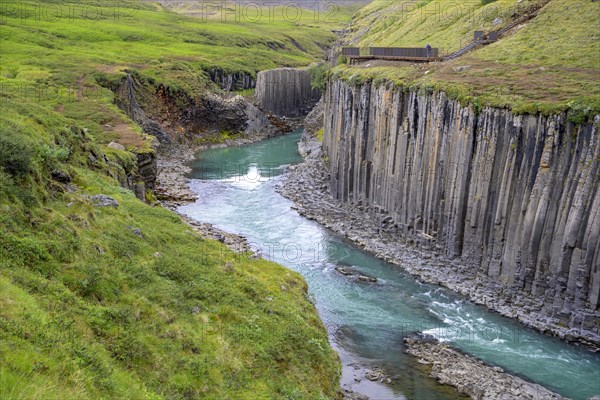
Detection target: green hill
<box><xmin>0</xmin><ymin>1</ymin><xmax>348</xmax><ymax>398</ymax></box>
<box><xmin>333</xmin><ymin>0</ymin><xmax>600</xmax><ymax>118</ymax></box>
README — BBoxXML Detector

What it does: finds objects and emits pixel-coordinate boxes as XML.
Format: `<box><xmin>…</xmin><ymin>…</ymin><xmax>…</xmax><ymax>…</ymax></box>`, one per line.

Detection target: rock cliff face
<box><xmin>207</xmin><ymin>68</ymin><xmax>255</xmax><ymax>91</ymax></box>
<box><xmin>322</xmin><ymin>79</ymin><xmax>600</xmax><ymax>339</ymax></box>
<box><xmin>255</xmin><ymin>68</ymin><xmax>321</xmax><ymax>117</ymax></box>
<box><xmin>112</xmin><ymin>74</ymin><xmax>280</xmax><ymax>203</ymax></box>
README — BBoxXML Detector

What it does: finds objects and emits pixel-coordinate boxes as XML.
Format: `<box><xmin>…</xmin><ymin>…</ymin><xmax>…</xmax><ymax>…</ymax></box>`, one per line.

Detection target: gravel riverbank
<box><xmin>154</xmin><ymin>122</ymin><xmax>301</xmax><ymax>253</ymax></box>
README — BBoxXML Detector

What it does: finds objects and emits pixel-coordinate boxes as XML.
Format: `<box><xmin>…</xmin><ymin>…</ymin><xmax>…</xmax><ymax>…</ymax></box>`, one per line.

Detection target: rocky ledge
<box><xmin>278</xmin><ymin>131</ymin><xmax>600</xmax><ymax>351</ymax></box>
<box><xmin>404</xmin><ymin>335</ymin><xmax>566</xmax><ymax>400</ymax></box>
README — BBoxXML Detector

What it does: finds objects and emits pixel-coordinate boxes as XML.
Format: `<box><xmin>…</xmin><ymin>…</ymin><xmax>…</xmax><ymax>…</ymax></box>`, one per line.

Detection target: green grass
<box><xmin>0</xmin><ymin>0</ymin><xmax>356</xmax><ymax>151</ymax></box>
<box><xmin>0</xmin><ymin>0</ymin><xmax>347</xmax><ymax>89</ymax></box>
<box><xmin>0</xmin><ymin>95</ymin><xmax>341</xmax><ymax>399</ymax></box>
<box><xmin>0</xmin><ymin>0</ymin><xmax>350</xmax><ymax>398</ymax></box>
<box><xmin>335</xmin><ymin>0</ymin><xmax>600</xmax><ymax>119</ymax></box>
<box><xmin>347</xmin><ymin>0</ymin><xmax>549</xmax><ymax>54</ymax></box>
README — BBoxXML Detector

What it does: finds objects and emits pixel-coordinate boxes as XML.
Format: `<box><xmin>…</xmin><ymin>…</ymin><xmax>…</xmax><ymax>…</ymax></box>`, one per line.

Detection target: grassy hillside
<box><xmin>0</xmin><ymin>92</ymin><xmax>340</xmax><ymax>400</ymax></box>
<box><xmin>1</xmin><ymin>0</ymin><xmax>348</xmax><ymax>88</ymax></box>
<box><xmin>0</xmin><ymin>0</ymin><xmax>357</xmax><ymax>149</ymax></box>
<box><xmin>334</xmin><ymin>0</ymin><xmax>600</xmax><ymax>119</ymax></box>
<box><xmin>0</xmin><ymin>0</ymin><xmax>348</xmax><ymax>398</ymax></box>
<box><xmin>0</xmin><ymin>82</ymin><xmax>341</xmax><ymax>400</ymax></box>
<box><xmin>346</xmin><ymin>0</ymin><xmax>549</xmax><ymax>53</ymax></box>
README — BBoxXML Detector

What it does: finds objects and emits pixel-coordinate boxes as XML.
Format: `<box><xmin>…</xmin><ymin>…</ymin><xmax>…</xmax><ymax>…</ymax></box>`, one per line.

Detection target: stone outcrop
<box><xmin>320</xmin><ymin>79</ymin><xmax>600</xmax><ymax>345</ymax></box>
<box><xmin>115</xmin><ymin>74</ymin><xmax>170</xmax><ymax>143</ymax></box>
<box><xmin>404</xmin><ymin>335</ymin><xmax>566</xmax><ymax>399</ymax></box>
<box><xmin>255</xmin><ymin>68</ymin><xmax>321</xmax><ymax>118</ymax></box>
<box><xmin>207</xmin><ymin>68</ymin><xmax>255</xmax><ymax>91</ymax></box>
<box><xmin>132</xmin><ymin>151</ymin><xmax>157</xmax><ymax>200</ymax></box>
<box><xmin>106</xmin><ymin>148</ymin><xmax>157</xmax><ymax>203</ymax></box>
<box><xmin>112</xmin><ymin>73</ymin><xmax>281</xmax><ymax>202</ymax></box>
<box><xmin>115</xmin><ymin>73</ymin><xmax>277</xmax><ymax>143</ymax></box>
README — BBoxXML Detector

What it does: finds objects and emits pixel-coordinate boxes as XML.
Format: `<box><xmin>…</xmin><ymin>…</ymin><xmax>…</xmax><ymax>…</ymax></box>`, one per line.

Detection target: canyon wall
<box><xmin>207</xmin><ymin>68</ymin><xmax>255</xmax><ymax>91</ymax></box>
<box><xmin>322</xmin><ymin>79</ymin><xmax>600</xmax><ymax>338</ymax></box>
<box><xmin>255</xmin><ymin>68</ymin><xmax>321</xmax><ymax>117</ymax></box>
<box><xmin>112</xmin><ymin>74</ymin><xmax>277</xmax><ymax>202</ymax></box>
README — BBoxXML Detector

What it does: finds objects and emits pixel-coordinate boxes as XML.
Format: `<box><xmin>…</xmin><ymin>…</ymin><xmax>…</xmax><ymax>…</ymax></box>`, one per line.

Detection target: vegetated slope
<box><xmin>334</xmin><ymin>0</ymin><xmax>600</xmax><ymax>118</ymax></box>
<box><xmin>160</xmin><ymin>0</ymin><xmax>371</xmax><ymax>15</ymax></box>
<box><xmin>0</xmin><ymin>0</ymin><xmax>357</xmax><ymax>147</ymax></box>
<box><xmin>0</xmin><ymin>1</ymin><xmax>343</xmax><ymax>398</ymax></box>
<box><xmin>1</xmin><ymin>0</ymin><xmax>346</xmax><ymax>91</ymax></box>
<box><xmin>345</xmin><ymin>0</ymin><xmax>550</xmax><ymax>53</ymax></box>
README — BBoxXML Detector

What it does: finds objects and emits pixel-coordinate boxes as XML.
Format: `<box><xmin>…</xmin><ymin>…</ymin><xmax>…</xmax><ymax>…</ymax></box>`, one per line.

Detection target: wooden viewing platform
<box><xmin>341</xmin><ymin>47</ymin><xmax>442</xmax><ymax>63</ymax></box>
<box><xmin>343</xmin><ymin>30</ymin><xmax>502</xmax><ymax>64</ymax></box>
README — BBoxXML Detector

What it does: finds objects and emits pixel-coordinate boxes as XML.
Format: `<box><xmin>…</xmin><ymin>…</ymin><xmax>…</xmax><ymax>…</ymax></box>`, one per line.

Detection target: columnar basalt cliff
<box><xmin>207</xmin><ymin>68</ymin><xmax>255</xmax><ymax>91</ymax></box>
<box><xmin>321</xmin><ymin>79</ymin><xmax>600</xmax><ymax>343</ymax></box>
<box><xmin>255</xmin><ymin>68</ymin><xmax>321</xmax><ymax>118</ymax></box>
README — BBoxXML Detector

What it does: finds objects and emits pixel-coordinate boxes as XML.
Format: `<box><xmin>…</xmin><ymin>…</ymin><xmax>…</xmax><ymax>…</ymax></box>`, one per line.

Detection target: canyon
<box><xmin>8</xmin><ymin>0</ymin><xmax>598</xmax><ymax>398</ymax></box>
<box><xmin>114</xmin><ymin>57</ymin><xmax>600</xmax><ymax>398</ymax></box>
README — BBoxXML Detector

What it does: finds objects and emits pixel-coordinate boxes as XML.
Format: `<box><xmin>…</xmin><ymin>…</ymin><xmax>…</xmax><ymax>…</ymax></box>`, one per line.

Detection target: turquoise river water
<box><xmin>179</xmin><ymin>130</ymin><xmax>600</xmax><ymax>400</ymax></box>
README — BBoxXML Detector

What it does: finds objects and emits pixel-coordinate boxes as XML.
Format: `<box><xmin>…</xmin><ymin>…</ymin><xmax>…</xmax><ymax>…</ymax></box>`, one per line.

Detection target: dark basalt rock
<box><xmin>335</xmin><ymin>266</ymin><xmax>354</xmax><ymax>276</ymax></box>
<box><xmin>51</xmin><ymin>170</ymin><xmax>71</xmax><ymax>183</ymax></box>
<box><xmin>358</xmin><ymin>275</ymin><xmax>377</xmax><ymax>283</ymax></box>
<box><xmin>321</xmin><ymin>80</ymin><xmax>600</xmax><ymax>346</ymax></box>
<box><xmin>255</xmin><ymin>68</ymin><xmax>321</xmax><ymax>118</ymax></box>
<box><xmin>207</xmin><ymin>68</ymin><xmax>255</xmax><ymax>91</ymax></box>
<box><xmin>335</xmin><ymin>266</ymin><xmax>378</xmax><ymax>283</ymax></box>
<box><xmin>280</xmin><ymin>80</ymin><xmax>600</xmax><ymax>348</ymax></box>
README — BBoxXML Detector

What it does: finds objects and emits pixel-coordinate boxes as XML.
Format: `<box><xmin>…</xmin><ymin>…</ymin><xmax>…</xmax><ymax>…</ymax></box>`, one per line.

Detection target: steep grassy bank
<box><xmin>0</xmin><ymin>0</ymin><xmax>348</xmax><ymax>398</ymax></box>
<box><xmin>0</xmin><ymin>91</ymin><xmax>341</xmax><ymax>400</ymax></box>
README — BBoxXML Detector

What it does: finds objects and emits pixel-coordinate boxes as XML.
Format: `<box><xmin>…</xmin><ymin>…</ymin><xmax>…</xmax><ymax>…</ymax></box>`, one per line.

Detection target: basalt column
<box><xmin>255</xmin><ymin>68</ymin><xmax>321</xmax><ymax>118</ymax></box>
<box><xmin>322</xmin><ymin>79</ymin><xmax>600</xmax><ymax>340</ymax></box>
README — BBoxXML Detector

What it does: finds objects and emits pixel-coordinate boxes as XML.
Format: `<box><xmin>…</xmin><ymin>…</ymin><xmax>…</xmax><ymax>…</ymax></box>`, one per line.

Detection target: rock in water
<box><xmin>335</xmin><ymin>266</ymin><xmax>354</xmax><ymax>276</ymax></box>
<box><xmin>358</xmin><ymin>275</ymin><xmax>377</xmax><ymax>283</ymax></box>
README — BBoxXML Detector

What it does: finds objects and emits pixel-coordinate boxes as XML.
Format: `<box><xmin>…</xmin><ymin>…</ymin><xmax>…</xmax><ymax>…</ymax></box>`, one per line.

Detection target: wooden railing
<box><xmin>341</xmin><ymin>47</ymin><xmax>440</xmax><ymax>60</ymax></box>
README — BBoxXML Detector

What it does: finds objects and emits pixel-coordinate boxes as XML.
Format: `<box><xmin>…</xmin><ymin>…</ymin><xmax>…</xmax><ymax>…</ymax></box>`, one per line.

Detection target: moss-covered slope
<box><xmin>0</xmin><ymin>96</ymin><xmax>340</xmax><ymax>399</ymax></box>
<box><xmin>0</xmin><ymin>1</ymin><xmax>345</xmax><ymax>398</ymax></box>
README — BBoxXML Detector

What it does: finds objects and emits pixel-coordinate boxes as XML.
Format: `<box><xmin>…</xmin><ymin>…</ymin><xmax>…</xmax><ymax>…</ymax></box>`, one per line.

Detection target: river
<box><xmin>179</xmin><ymin>130</ymin><xmax>600</xmax><ymax>400</ymax></box>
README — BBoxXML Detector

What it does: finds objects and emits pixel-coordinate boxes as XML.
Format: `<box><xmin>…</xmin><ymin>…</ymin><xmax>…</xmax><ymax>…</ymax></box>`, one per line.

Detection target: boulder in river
<box><xmin>358</xmin><ymin>275</ymin><xmax>378</xmax><ymax>283</ymax></box>
<box><xmin>336</xmin><ymin>266</ymin><xmax>354</xmax><ymax>276</ymax></box>
<box><xmin>334</xmin><ymin>266</ymin><xmax>378</xmax><ymax>283</ymax></box>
